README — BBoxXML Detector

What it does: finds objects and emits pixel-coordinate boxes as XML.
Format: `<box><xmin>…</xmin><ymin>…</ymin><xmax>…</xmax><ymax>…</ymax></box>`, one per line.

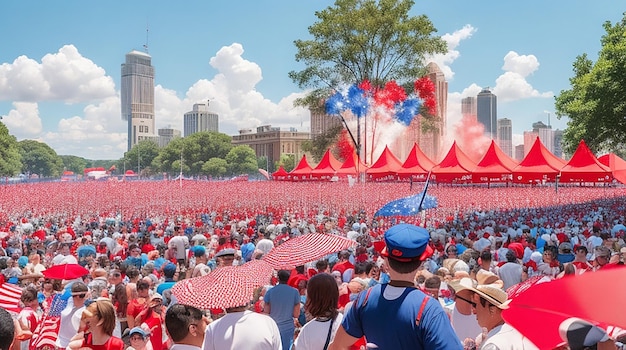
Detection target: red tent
<box><xmin>472</xmin><ymin>140</ymin><xmax>518</xmax><ymax>183</ymax></box>
<box><xmin>271</xmin><ymin>166</ymin><xmax>290</xmax><ymax>181</ymax></box>
<box><xmin>431</xmin><ymin>141</ymin><xmax>476</xmax><ymax>183</ymax></box>
<box><xmin>512</xmin><ymin>137</ymin><xmax>566</xmax><ymax>183</ymax></box>
<box><xmin>366</xmin><ymin>146</ymin><xmax>403</xmax><ymax>181</ymax></box>
<box><xmin>397</xmin><ymin>143</ymin><xmax>435</xmax><ymax>181</ymax></box>
<box><xmin>598</xmin><ymin>153</ymin><xmax>626</xmax><ymax>185</ymax></box>
<box><xmin>335</xmin><ymin>153</ymin><xmax>368</xmax><ymax>177</ymax></box>
<box><xmin>559</xmin><ymin>140</ymin><xmax>612</xmax><ymax>183</ymax></box>
<box><xmin>310</xmin><ymin>149</ymin><xmax>342</xmax><ymax>180</ymax></box>
<box><xmin>289</xmin><ymin>154</ymin><xmax>313</xmax><ymax>181</ymax></box>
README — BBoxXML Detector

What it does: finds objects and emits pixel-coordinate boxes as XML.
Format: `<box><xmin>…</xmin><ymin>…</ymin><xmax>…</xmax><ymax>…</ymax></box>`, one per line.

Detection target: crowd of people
<box><xmin>1</xmin><ymin>181</ymin><xmax>626</xmax><ymax>349</ymax></box>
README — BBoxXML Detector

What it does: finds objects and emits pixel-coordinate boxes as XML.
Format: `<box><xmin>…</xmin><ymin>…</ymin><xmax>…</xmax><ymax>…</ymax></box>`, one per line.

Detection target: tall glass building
<box><xmin>121</xmin><ymin>50</ymin><xmax>156</xmax><ymax>151</ymax></box>
<box><xmin>477</xmin><ymin>88</ymin><xmax>497</xmax><ymax>138</ymax></box>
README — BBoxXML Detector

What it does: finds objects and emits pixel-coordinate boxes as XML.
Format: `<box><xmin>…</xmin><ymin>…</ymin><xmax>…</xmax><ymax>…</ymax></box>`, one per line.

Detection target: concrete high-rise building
<box><xmin>395</xmin><ymin>62</ymin><xmax>448</xmax><ymax>162</ymax></box>
<box><xmin>184</xmin><ymin>103</ymin><xmax>219</xmax><ymax>136</ymax></box>
<box><xmin>532</xmin><ymin>120</ymin><xmax>554</xmax><ymax>154</ymax></box>
<box><xmin>121</xmin><ymin>50</ymin><xmax>156</xmax><ymax>151</ymax></box>
<box><xmin>523</xmin><ymin>131</ymin><xmax>539</xmax><ymax>156</ymax></box>
<box><xmin>461</xmin><ymin>96</ymin><xmax>477</xmax><ymax>121</ymax></box>
<box><xmin>477</xmin><ymin>88</ymin><xmax>497</xmax><ymax>138</ymax></box>
<box><xmin>515</xmin><ymin>144</ymin><xmax>525</xmax><ymax>161</ymax></box>
<box><xmin>310</xmin><ymin>105</ymin><xmax>342</xmax><ymax>140</ymax></box>
<box><xmin>158</xmin><ymin>127</ymin><xmax>181</xmax><ymax>148</ymax></box>
<box><xmin>553</xmin><ymin>129</ymin><xmax>564</xmax><ymax>158</ymax></box>
<box><xmin>497</xmin><ymin>118</ymin><xmax>513</xmax><ymax>158</ymax></box>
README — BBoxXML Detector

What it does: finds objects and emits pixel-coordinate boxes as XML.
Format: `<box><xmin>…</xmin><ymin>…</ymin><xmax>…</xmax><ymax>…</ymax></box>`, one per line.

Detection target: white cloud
<box><xmin>2</xmin><ymin>102</ymin><xmax>43</xmax><ymax>137</ymax></box>
<box><xmin>0</xmin><ymin>42</ymin><xmax>310</xmax><ymax>159</ymax></box>
<box><xmin>153</xmin><ymin>43</ymin><xmax>310</xmax><ymax>136</ymax></box>
<box><xmin>492</xmin><ymin>51</ymin><xmax>553</xmax><ymax>102</ymax></box>
<box><xmin>0</xmin><ymin>45</ymin><xmax>116</xmax><ymax>103</ymax></box>
<box><xmin>426</xmin><ymin>24</ymin><xmax>477</xmax><ymax>80</ymax></box>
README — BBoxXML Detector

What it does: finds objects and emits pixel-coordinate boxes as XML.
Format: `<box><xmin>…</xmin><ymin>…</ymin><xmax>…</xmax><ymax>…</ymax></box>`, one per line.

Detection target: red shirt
<box><xmin>81</xmin><ymin>334</ymin><xmax>125</xmax><ymax>350</ymax></box>
<box><xmin>143</xmin><ymin>311</ymin><xmax>164</xmax><ymax>350</ymax></box>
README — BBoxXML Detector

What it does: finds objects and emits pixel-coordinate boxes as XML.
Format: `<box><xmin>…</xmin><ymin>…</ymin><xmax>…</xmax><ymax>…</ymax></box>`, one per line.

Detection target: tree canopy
<box><xmin>18</xmin><ymin>139</ymin><xmax>63</xmax><ymax>177</ymax></box>
<box><xmin>0</xmin><ymin>122</ymin><xmax>22</xmax><ymax>176</ymax></box>
<box><xmin>289</xmin><ymin>0</ymin><xmax>446</xmax><ymax>108</ymax></box>
<box><xmin>555</xmin><ymin>13</ymin><xmax>626</xmax><ymax>156</ymax></box>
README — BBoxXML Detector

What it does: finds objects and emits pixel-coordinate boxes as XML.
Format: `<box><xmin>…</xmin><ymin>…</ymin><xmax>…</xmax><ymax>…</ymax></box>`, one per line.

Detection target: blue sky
<box><xmin>0</xmin><ymin>1</ymin><xmax>624</xmax><ymax>159</ymax></box>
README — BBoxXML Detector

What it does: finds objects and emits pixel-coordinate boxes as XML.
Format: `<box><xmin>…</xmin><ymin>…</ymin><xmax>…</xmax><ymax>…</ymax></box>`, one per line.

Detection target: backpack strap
<box><xmin>415</xmin><ymin>295</ymin><xmax>430</xmax><ymax>326</ymax></box>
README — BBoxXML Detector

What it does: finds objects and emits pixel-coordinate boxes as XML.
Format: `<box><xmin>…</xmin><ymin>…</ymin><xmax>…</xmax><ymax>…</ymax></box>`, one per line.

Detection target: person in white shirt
<box><xmin>203</xmin><ymin>305</ymin><xmax>281</xmax><ymax>350</ymax></box>
<box><xmin>56</xmin><ymin>282</ymin><xmax>89</xmax><ymax>349</ymax></box>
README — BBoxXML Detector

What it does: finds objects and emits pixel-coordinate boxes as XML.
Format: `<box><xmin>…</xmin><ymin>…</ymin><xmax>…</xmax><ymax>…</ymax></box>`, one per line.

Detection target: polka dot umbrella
<box><xmin>171</xmin><ymin>259</ymin><xmax>274</xmax><ymax>310</ymax></box>
<box><xmin>262</xmin><ymin>232</ymin><xmax>357</xmax><ymax>270</ymax></box>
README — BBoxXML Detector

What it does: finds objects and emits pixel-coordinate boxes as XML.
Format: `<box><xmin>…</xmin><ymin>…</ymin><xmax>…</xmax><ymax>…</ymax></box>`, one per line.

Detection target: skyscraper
<box><xmin>497</xmin><ymin>118</ymin><xmax>513</xmax><ymax>158</ymax></box>
<box><xmin>532</xmin><ymin>121</ymin><xmax>554</xmax><ymax>154</ymax></box>
<box><xmin>461</xmin><ymin>96</ymin><xmax>477</xmax><ymax>121</ymax></box>
<box><xmin>396</xmin><ymin>62</ymin><xmax>448</xmax><ymax>161</ymax></box>
<box><xmin>183</xmin><ymin>103</ymin><xmax>219</xmax><ymax>136</ymax></box>
<box><xmin>477</xmin><ymin>88</ymin><xmax>497</xmax><ymax>138</ymax></box>
<box><xmin>121</xmin><ymin>50</ymin><xmax>156</xmax><ymax>151</ymax></box>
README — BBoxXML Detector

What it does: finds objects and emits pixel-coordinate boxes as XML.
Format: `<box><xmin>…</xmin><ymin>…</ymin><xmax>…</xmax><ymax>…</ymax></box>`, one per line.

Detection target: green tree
<box><xmin>0</xmin><ymin>122</ymin><xmax>22</xmax><ymax>176</ymax></box>
<box><xmin>60</xmin><ymin>155</ymin><xmax>89</xmax><ymax>174</ymax></box>
<box><xmin>277</xmin><ymin>154</ymin><xmax>296</xmax><ymax>172</ymax></box>
<box><xmin>303</xmin><ymin>125</ymin><xmax>343</xmax><ymax>162</ymax></box>
<box><xmin>555</xmin><ymin>14</ymin><xmax>626</xmax><ymax>156</ymax></box>
<box><xmin>289</xmin><ymin>0</ymin><xmax>446</xmax><ymax>107</ymax></box>
<box><xmin>153</xmin><ymin>132</ymin><xmax>233</xmax><ymax>175</ymax></box>
<box><xmin>18</xmin><ymin>139</ymin><xmax>63</xmax><ymax>177</ymax></box>
<box><xmin>202</xmin><ymin>157</ymin><xmax>228</xmax><ymax>177</ymax></box>
<box><xmin>226</xmin><ymin>145</ymin><xmax>258</xmax><ymax>175</ymax></box>
<box><xmin>257</xmin><ymin>156</ymin><xmax>273</xmax><ymax>173</ymax></box>
<box><xmin>121</xmin><ymin>140</ymin><xmax>160</xmax><ymax>176</ymax></box>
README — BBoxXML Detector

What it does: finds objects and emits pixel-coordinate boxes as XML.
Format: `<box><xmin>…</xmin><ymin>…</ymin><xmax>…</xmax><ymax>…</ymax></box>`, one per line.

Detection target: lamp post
<box><xmin>137</xmin><ymin>147</ymin><xmax>141</xmax><ymax>178</ymax></box>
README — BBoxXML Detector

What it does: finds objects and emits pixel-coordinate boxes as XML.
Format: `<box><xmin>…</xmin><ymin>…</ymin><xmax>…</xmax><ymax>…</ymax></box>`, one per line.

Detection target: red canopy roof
<box><xmin>366</xmin><ymin>146</ymin><xmax>404</xmax><ymax>180</ymax></box>
<box><xmin>560</xmin><ymin>140</ymin><xmax>612</xmax><ymax>183</ymax></box>
<box><xmin>513</xmin><ymin>137</ymin><xmax>566</xmax><ymax>183</ymax></box>
<box><xmin>397</xmin><ymin>143</ymin><xmax>435</xmax><ymax>181</ymax></box>
<box><xmin>335</xmin><ymin>153</ymin><xmax>368</xmax><ymax>177</ymax></box>
<box><xmin>431</xmin><ymin>141</ymin><xmax>476</xmax><ymax>183</ymax></box>
<box><xmin>271</xmin><ymin>165</ymin><xmax>290</xmax><ymax>181</ymax></box>
<box><xmin>598</xmin><ymin>153</ymin><xmax>626</xmax><ymax>185</ymax></box>
<box><xmin>289</xmin><ymin>154</ymin><xmax>313</xmax><ymax>181</ymax></box>
<box><xmin>472</xmin><ymin>140</ymin><xmax>518</xmax><ymax>183</ymax></box>
<box><xmin>310</xmin><ymin>149</ymin><xmax>342</xmax><ymax>179</ymax></box>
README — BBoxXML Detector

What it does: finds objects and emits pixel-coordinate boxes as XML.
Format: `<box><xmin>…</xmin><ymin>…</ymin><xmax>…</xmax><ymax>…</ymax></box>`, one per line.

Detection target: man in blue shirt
<box><xmin>264</xmin><ymin>269</ymin><xmax>301</xmax><ymax>350</ymax></box>
<box><xmin>329</xmin><ymin>224</ymin><xmax>463</xmax><ymax>350</ymax></box>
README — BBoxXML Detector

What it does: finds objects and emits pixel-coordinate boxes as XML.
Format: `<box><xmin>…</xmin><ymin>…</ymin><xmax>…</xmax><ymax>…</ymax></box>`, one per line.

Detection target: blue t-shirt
<box><xmin>342</xmin><ymin>283</ymin><xmax>462</xmax><ymax>349</ymax></box>
<box><xmin>264</xmin><ymin>283</ymin><xmax>300</xmax><ymax>329</ymax></box>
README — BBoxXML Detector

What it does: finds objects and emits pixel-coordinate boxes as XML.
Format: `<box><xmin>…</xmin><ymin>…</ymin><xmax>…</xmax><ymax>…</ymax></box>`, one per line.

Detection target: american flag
<box><xmin>30</xmin><ymin>294</ymin><xmax>66</xmax><ymax>350</ymax></box>
<box><xmin>0</xmin><ymin>282</ymin><xmax>22</xmax><ymax>314</ymax></box>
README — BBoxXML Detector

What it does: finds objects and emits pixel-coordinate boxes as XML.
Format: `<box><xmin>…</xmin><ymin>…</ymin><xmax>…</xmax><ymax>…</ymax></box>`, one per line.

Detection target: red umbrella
<box><xmin>262</xmin><ymin>232</ymin><xmax>356</xmax><ymax>269</ymax></box>
<box><xmin>171</xmin><ymin>259</ymin><xmax>273</xmax><ymax>310</ymax></box>
<box><xmin>502</xmin><ymin>267</ymin><xmax>626</xmax><ymax>349</ymax></box>
<box><xmin>42</xmin><ymin>263</ymin><xmax>90</xmax><ymax>280</ymax></box>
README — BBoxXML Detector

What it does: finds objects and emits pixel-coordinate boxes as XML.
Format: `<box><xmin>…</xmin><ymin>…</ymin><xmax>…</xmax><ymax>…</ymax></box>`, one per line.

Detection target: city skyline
<box><xmin>0</xmin><ymin>1</ymin><xmax>624</xmax><ymax>159</ymax></box>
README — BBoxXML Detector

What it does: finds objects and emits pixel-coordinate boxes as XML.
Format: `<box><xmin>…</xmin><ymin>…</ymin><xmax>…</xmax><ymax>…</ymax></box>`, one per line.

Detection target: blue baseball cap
<box><xmin>381</xmin><ymin>224</ymin><xmax>430</xmax><ymax>262</ymax></box>
<box><xmin>129</xmin><ymin>326</ymin><xmax>147</xmax><ymax>338</ymax></box>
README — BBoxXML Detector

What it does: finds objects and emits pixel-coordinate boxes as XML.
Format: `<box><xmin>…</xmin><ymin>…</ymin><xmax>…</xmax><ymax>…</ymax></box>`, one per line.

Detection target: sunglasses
<box><xmin>455</xmin><ymin>295</ymin><xmax>476</xmax><ymax>308</ymax></box>
<box><xmin>73</xmin><ymin>293</ymin><xmax>87</xmax><ymax>298</ymax></box>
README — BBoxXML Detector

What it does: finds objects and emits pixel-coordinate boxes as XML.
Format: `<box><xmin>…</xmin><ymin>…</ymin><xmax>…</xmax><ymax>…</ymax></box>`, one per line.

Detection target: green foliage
<box><xmin>121</xmin><ymin>140</ymin><xmax>160</xmax><ymax>176</ymax></box>
<box><xmin>60</xmin><ymin>155</ymin><xmax>89</xmax><ymax>174</ymax></box>
<box><xmin>225</xmin><ymin>145</ymin><xmax>258</xmax><ymax>175</ymax></box>
<box><xmin>18</xmin><ymin>139</ymin><xmax>63</xmax><ymax>177</ymax></box>
<box><xmin>277</xmin><ymin>154</ymin><xmax>296</xmax><ymax>172</ymax></box>
<box><xmin>153</xmin><ymin>131</ymin><xmax>233</xmax><ymax>176</ymax></box>
<box><xmin>289</xmin><ymin>0</ymin><xmax>446</xmax><ymax>96</ymax></box>
<box><xmin>555</xmin><ymin>14</ymin><xmax>626</xmax><ymax>155</ymax></box>
<box><xmin>202</xmin><ymin>157</ymin><xmax>228</xmax><ymax>177</ymax></box>
<box><xmin>257</xmin><ymin>156</ymin><xmax>273</xmax><ymax>173</ymax></box>
<box><xmin>307</xmin><ymin>125</ymin><xmax>343</xmax><ymax>162</ymax></box>
<box><xmin>0</xmin><ymin>122</ymin><xmax>22</xmax><ymax>176</ymax></box>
